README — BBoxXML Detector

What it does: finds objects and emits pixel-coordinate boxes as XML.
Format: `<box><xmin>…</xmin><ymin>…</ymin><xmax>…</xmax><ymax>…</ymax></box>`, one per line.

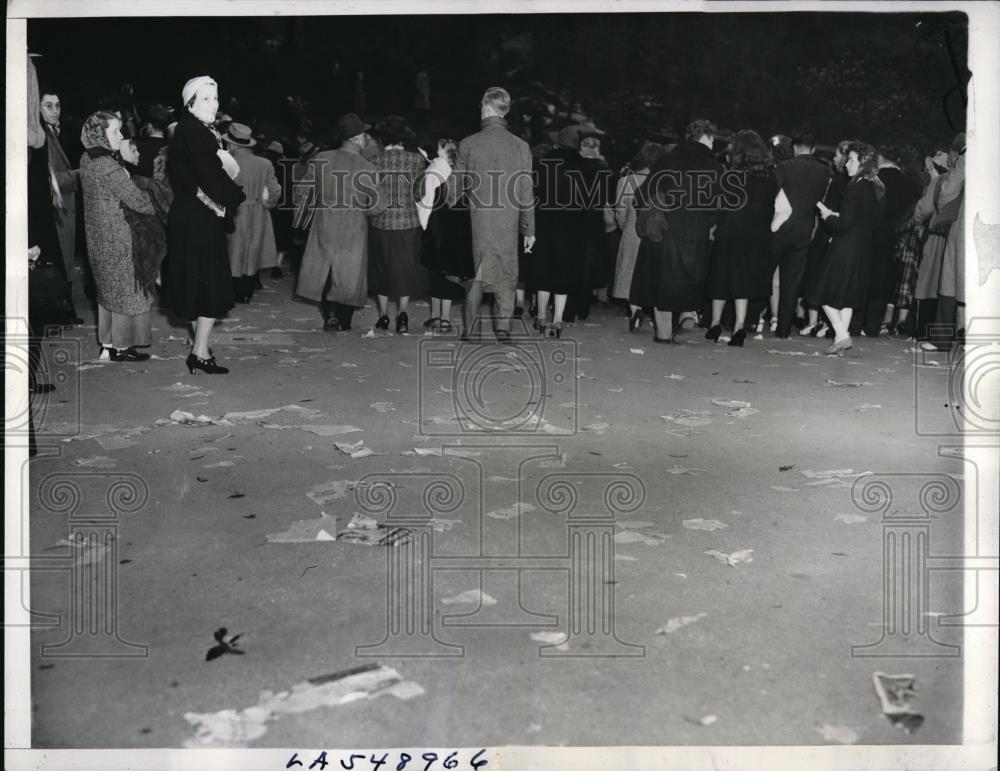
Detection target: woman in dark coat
<box><xmin>532</xmin><ymin>127</ymin><xmax>607</xmax><ymax>337</ymax></box>
<box><xmin>863</xmin><ymin>147</ymin><xmax>921</xmax><ymax>336</ymax></box>
<box><xmin>629</xmin><ymin>119</ymin><xmax>724</xmax><ymax>342</ymax></box>
<box><xmin>165</xmin><ymin>75</ymin><xmax>246</xmax><ymax>374</ymax></box>
<box><xmin>808</xmin><ymin>141</ymin><xmax>885</xmax><ymax>355</ymax></box>
<box><xmin>800</xmin><ymin>140</ymin><xmax>848</xmax><ymax>337</ymax></box>
<box><xmin>705</xmin><ymin>130</ymin><xmax>777</xmax><ymax>347</ymax></box>
<box><xmin>419</xmin><ymin>138</ymin><xmax>472</xmax><ymax>332</ymax></box>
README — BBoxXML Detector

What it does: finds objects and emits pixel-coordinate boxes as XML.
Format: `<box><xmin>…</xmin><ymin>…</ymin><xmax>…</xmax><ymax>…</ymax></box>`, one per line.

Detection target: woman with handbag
<box><xmin>165</xmin><ymin>76</ymin><xmax>246</xmax><ymax>374</ymax></box>
<box><xmin>78</xmin><ymin>112</ymin><xmax>157</xmax><ymax>361</ymax></box>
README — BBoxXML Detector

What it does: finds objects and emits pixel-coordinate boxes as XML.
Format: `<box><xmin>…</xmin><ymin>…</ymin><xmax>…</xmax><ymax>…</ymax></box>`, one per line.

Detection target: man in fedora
<box><xmin>295</xmin><ymin>112</ymin><xmax>385</xmax><ymax>331</ymax></box>
<box><xmin>135</xmin><ymin>103</ymin><xmax>172</xmax><ymax>178</ymax></box>
<box><xmin>223</xmin><ymin>123</ymin><xmax>282</xmax><ymax>303</ymax></box>
<box><xmin>449</xmin><ymin>86</ymin><xmax>535</xmax><ymax>344</ymax></box>
<box><xmin>369</xmin><ymin>115</ymin><xmax>428</xmax><ymax>333</ymax></box>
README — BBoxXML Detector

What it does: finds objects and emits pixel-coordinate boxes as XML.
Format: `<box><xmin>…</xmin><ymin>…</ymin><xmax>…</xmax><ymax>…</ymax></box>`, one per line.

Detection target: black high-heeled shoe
<box><xmin>375</xmin><ymin>315</ymin><xmax>390</xmax><ymax>331</ymax></box>
<box><xmin>396</xmin><ymin>311</ymin><xmax>409</xmax><ymax>334</ymax></box>
<box><xmin>728</xmin><ymin>328</ymin><xmax>747</xmax><ymax>347</ymax></box>
<box><xmin>629</xmin><ymin>309</ymin><xmax>642</xmax><ymax>333</ymax></box>
<box><xmin>186</xmin><ymin>353</ymin><xmax>229</xmax><ymax>374</ymax></box>
<box><xmin>547</xmin><ymin>322</ymin><xmax>563</xmax><ymax>339</ymax></box>
<box><xmin>110</xmin><ymin>347</ymin><xmax>151</xmax><ymax>362</ymax></box>
<box><xmin>705</xmin><ymin>324</ymin><xmax>722</xmax><ymax>342</ymax></box>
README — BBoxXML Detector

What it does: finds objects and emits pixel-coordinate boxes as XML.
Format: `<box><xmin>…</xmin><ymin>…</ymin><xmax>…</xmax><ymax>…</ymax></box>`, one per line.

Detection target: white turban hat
<box><xmin>182</xmin><ymin>76</ymin><xmax>217</xmax><ymax>106</ymax></box>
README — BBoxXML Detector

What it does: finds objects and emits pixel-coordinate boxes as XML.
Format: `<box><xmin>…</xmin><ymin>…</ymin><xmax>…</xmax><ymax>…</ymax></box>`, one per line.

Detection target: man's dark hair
<box><xmin>791</xmin><ymin>133</ymin><xmax>815</xmax><ymax>149</ymax></box>
<box><xmin>685</xmin><ymin>118</ymin><xmax>716</xmax><ymax>144</ymax></box>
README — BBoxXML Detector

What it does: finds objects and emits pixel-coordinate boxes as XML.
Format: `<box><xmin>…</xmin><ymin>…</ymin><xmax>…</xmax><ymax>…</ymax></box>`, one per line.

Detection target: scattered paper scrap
<box><xmin>710</xmin><ymin>398</ymin><xmax>750</xmax><ymax>409</ymax></box>
<box><xmin>529</xmin><ymin>631</ymin><xmax>569</xmax><ymax>651</ymax></box>
<box><xmin>615</xmin><ymin>530</ymin><xmax>665</xmax><ymax>546</ymax></box>
<box><xmin>295</xmin><ymin>424</ymin><xmax>363</xmax><ymax>437</ymax></box>
<box><xmin>486</xmin><ymin>503</ymin><xmax>536</xmax><ymax>520</ymax></box>
<box><xmin>338</xmin><ymin>527</ymin><xmax>411</xmax><ymax>547</ymax></box>
<box><xmin>853</xmin><ymin>403</ymin><xmax>883</xmax><ymax>412</ymax></box>
<box><xmin>266</xmin><ymin>513</ymin><xmax>339</xmax><ymax>543</ymax></box>
<box><xmin>872</xmin><ymin>672</ymin><xmax>924</xmax><ymax>733</ymax></box>
<box><xmin>655</xmin><ymin>613</ymin><xmax>707</xmax><ymax>635</ymax></box>
<box><xmin>767</xmin><ymin>349</ymin><xmax>807</xmax><ymax>356</ymax></box>
<box><xmin>682</xmin><ymin>518</ymin><xmax>728</xmax><ymax>531</ymax></box>
<box><xmin>95</xmin><ymin>434</ymin><xmax>136</xmax><ymax>450</ymax></box>
<box><xmin>370</xmin><ymin>402</ymin><xmax>396</xmax><ymax>413</ymax></box>
<box><xmin>834</xmin><ymin>513</ymin><xmax>868</xmax><ymax>525</ymax></box>
<box><xmin>441</xmin><ymin>589</ymin><xmax>497</xmax><ymax>606</ymax></box>
<box><xmin>704</xmin><ymin>549</ymin><xmax>754</xmax><ymax>567</ymax></box>
<box><xmin>184</xmin><ymin>664</ymin><xmax>422</xmax><ymax>748</ymax></box>
<box><xmin>826</xmin><ymin>379</ymin><xmax>883</xmax><ymax>388</ymax></box>
<box><xmin>306</xmin><ymin>480</ymin><xmax>361</xmax><ymax>506</ymax></box>
<box><xmin>667</xmin><ymin>465</ymin><xmax>707</xmax><ymax>475</ymax></box>
<box><xmin>629</xmin><ymin>348</ymin><xmax>646</xmax><ymax>355</ymax></box>
<box><xmin>75</xmin><ymin>456</ymin><xmax>118</xmax><ymax>469</ymax></box>
<box><xmin>160</xmin><ymin>410</ymin><xmax>231</xmax><ymax>427</ymax></box>
<box><xmin>818</xmin><ymin>724</ymin><xmax>859</xmax><ymax>744</ymax></box>
<box><xmin>771</xmin><ymin>485</ymin><xmax>797</xmax><ymax>492</ymax></box>
<box><xmin>665</xmin><ymin>373</ymin><xmax>686</xmax><ymax>380</ymax></box>
<box><xmin>616</xmin><ymin>520</ymin><xmax>656</xmax><ymax>529</ymax></box>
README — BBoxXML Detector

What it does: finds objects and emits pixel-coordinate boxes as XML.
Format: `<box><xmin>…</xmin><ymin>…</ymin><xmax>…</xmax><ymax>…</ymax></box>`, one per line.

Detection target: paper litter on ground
<box><xmin>683</xmin><ymin>518</ymin><xmax>728</xmax><ymax>531</ymax></box>
<box><xmin>817</xmin><ymin>723</ymin><xmax>859</xmax><ymax>744</ymax></box>
<box><xmin>266</xmin><ymin>513</ymin><xmax>339</xmax><ymax>543</ymax></box>
<box><xmin>825</xmin><ymin>379</ymin><xmax>884</xmax><ymax>387</ymax></box>
<box><xmin>370</xmin><ymin>402</ymin><xmax>396</xmax><ymax>413</ymax></box>
<box><xmin>441</xmin><ymin>589</ymin><xmax>497</xmax><ymax>606</ymax></box>
<box><xmin>296</xmin><ymin>424</ymin><xmax>364</xmax><ymax>437</ymax></box>
<box><xmin>184</xmin><ymin>664</ymin><xmax>423</xmax><ymax>748</ymax></box>
<box><xmin>74</xmin><ymin>456</ymin><xmax>119</xmax><ymax>469</ymax></box>
<box><xmin>616</xmin><ymin>520</ymin><xmax>656</xmax><ymax>529</ymax></box>
<box><xmin>485</xmin><ymin>503</ymin><xmax>536</xmax><ymax>520</ymax></box>
<box><xmin>615</xmin><ymin>530</ymin><xmax>666</xmax><ymax>546</ymax></box>
<box><xmin>872</xmin><ymin>672</ymin><xmax>924</xmax><ymax>733</ymax></box>
<box><xmin>704</xmin><ymin>549</ymin><xmax>754</xmax><ymax>567</ymax></box>
<box><xmin>656</xmin><ymin>613</ymin><xmax>707</xmax><ymax>635</ymax></box>
<box><xmin>853</xmin><ymin>403</ymin><xmax>883</xmax><ymax>412</ymax></box>
<box><xmin>834</xmin><ymin>513</ymin><xmax>868</xmax><ymax>524</ymax></box>
<box><xmin>529</xmin><ymin>631</ymin><xmax>569</xmax><ymax>651</ymax></box>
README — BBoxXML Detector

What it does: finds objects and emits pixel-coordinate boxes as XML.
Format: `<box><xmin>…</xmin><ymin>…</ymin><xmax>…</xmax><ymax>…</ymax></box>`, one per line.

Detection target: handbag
<box><xmin>635</xmin><ymin>206</ymin><xmax>668</xmax><ymax>242</ymax></box>
<box><xmin>928</xmin><ymin>176</ymin><xmax>963</xmax><ymax>236</ymax></box>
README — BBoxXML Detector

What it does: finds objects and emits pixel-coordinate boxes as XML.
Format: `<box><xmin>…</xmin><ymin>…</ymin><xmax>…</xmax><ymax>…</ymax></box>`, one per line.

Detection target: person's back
<box><xmin>775</xmin><ymin>154</ymin><xmax>830</xmax><ymax>237</ymax></box>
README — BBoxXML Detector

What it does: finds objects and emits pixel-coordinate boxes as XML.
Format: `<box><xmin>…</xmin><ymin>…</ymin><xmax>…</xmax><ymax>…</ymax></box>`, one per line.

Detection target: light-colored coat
<box><xmin>79</xmin><ymin>154</ymin><xmax>154</xmax><ymax>315</ymax></box>
<box><xmin>295</xmin><ymin>143</ymin><xmax>385</xmax><ymax>306</ymax></box>
<box><xmin>611</xmin><ymin>169</ymin><xmax>647</xmax><ymax>300</ymax></box>
<box><xmin>449</xmin><ymin>116</ymin><xmax>534</xmax><ymax>289</ymax></box>
<box><xmin>227</xmin><ymin>145</ymin><xmax>282</xmax><ymax>276</ymax></box>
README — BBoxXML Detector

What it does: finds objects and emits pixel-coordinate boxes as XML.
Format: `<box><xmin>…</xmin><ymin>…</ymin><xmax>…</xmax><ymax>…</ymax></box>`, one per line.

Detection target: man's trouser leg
<box><xmin>776</xmin><ymin>235</ymin><xmax>809</xmax><ymax>338</ymax></box>
<box><xmin>464</xmin><ymin>280</ymin><xmax>483</xmax><ymax>335</ymax></box>
<box><xmin>493</xmin><ymin>283</ymin><xmax>515</xmax><ymax>333</ymax></box>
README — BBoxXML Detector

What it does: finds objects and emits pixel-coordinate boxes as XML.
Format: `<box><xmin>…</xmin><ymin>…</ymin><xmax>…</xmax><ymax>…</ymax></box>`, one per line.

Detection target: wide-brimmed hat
<box><xmin>336</xmin><ymin>112</ymin><xmax>371</xmax><ymax>140</ymax></box>
<box><xmin>224</xmin><ymin>123</ymin><xmax>255</xmax><ymax>147</ymax></box>
<box><xmin>266</xmin><ymin>140</ymin><xmax>284</xmax><ymax>155</ymax></box>
<box><xmin>375</xmin><ymin>114</ymin><xmax>415</xmax><ymax>141</ymax></box>
<box><xmin>553</xmin><ymin>121</ymin><xmax>606</xmax><ymax>149</ymax></box>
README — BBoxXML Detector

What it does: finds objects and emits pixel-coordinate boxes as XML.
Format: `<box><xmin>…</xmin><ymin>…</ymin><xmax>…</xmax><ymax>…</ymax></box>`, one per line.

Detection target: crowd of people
<box><xmin>26</xmin><ymin>57</ymin><xmax>968</xmax><ymax>382</ymax></box>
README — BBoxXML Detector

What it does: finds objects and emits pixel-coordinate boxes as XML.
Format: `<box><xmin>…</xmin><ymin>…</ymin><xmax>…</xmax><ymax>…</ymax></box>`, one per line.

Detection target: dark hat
<box><xmin>336</xmin><ymin>112</ymin><xmax>371</xmax><ymax>140</ymax></box>
<box><xmin>145</xmin><ymin>104</ymin><xmax>172</xmax><ymax>126</ymax></box>
<box><xmin>375</xmin><ymin>115</ymin><xmax>415</xmax><ymax>141</ymax></box>
<box><xmin>223</xmin><ymin>122</ymin><xmax>256</xmax><ymax>146</ymax></box>
<box><xmin>554</xmin><ymin>121</ymin><xmax>606</xmax><ymax>149</ymax></box>
<box><xmin>266</xmin><ymin>140</ymin><xmax>284</xmax><ymax>155</ymax></box>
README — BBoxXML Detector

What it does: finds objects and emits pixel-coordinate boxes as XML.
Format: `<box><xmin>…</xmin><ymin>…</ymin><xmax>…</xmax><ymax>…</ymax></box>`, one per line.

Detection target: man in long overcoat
<box><xmin>629</xmin><ymin>118</ymin><xmax>725</xmax><ymax>342</ymax></box>
<box><xmin>295</xmin><ymin>113</ymin><xmax>385</xmax><ymax>331</ymax></box>
<box><xmin>449</xmin><ymin>86</ymin><xmax>535</xmax><ymax>343</ymax></box>
<box><xmin>40</xmin><ymin>90</ymin><xmax>79</xmax><ymax>278</ymax></box>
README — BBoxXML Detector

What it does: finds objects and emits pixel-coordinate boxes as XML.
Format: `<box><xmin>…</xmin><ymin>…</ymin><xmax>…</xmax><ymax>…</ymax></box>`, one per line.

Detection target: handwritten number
<box><xmin>370</xmin><ymin>752</ymin><xmax>389</xmax><ymax>771</ymax></box>
<box><xmin>309</xmin><ymin>751</ymin><xmax>329</xmax><ymax>770</ymax></box>
<box><xmin>470</xmin><ymin>750</ymin><xmax>488</xmax><ymax>769</ymax></box>
<box><xmin>421</xmin><ymin>752</ymin><xmax>438</xmax><ymax>770</ymax></box>
<box><xmin>340</xmin><ymin>754</ymin><xmax>365</xmax><ymax>770</ymax></box>
<box><xmin>442</xmin><ymin>752</ymin><xmax>459</xmax><ymax>770</ymax></box>
<box><xmin>396</xmin><ymin>753</ymin><xmax>411</xmax><ymax>771</ymax></box>
<box><xmin>286</xmin><ymin>753</ymin><xmax>304</xmax><ymax>768</ymax></box>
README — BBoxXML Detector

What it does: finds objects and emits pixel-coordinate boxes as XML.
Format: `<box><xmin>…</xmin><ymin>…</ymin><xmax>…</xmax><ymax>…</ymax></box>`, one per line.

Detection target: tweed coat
<box><xmin>227</xmin><ymin>145</ymin><xmax>282</xmax><ymax>276</ymax></box>
<box><xmin>449</xmin><ymin>116</ymin><xmax>534</xmax><ymax>289</ymax></box>
<box><xmin>79</xmin><ymin>153</ymin><xmax>155</xmax><ymax>315</ymax></box>
<box><xmin>295</xmin><ymin>143</ymin><xmax>386</xmax><ymax>307</ymax></box>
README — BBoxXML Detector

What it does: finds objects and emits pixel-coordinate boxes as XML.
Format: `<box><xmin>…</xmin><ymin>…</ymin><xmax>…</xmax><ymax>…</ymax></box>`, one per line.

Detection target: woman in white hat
<box><xmin>164</xmin><ymin>76</ymin><xmax>246</xmax><ymax>374</ymax></box>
